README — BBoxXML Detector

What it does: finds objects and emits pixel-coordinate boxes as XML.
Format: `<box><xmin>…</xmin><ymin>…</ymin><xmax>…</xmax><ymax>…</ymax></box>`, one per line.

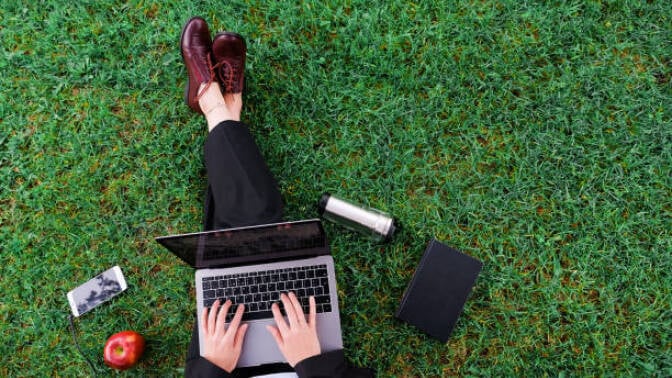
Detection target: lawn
<box><xmin>1</xmin><ymin>0</ymin><xmax>670</xmax><ymax>376</ymax></box>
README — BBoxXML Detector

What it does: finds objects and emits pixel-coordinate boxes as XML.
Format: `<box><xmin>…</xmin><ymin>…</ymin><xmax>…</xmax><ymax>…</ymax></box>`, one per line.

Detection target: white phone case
<box><xmin>67</xmin><ymin>265</ymin><xmax>127</xmax><ymax>317</ymax></box>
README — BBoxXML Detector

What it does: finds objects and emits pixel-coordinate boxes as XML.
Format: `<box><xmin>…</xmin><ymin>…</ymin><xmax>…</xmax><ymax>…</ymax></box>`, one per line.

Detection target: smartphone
<box><xmin>67</xmin><ymin>265</ymin><xmax>128</xmax><ymax>317</ymax></box>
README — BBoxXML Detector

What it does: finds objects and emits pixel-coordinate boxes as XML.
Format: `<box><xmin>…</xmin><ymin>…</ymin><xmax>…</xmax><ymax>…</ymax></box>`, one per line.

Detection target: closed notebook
<box><xmin>395</xmin><ymin>239</ymin><xmax>483</xmax><ymax>342</ymax></box>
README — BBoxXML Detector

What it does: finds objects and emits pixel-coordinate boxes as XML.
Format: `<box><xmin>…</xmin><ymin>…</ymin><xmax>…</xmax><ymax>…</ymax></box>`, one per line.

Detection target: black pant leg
<box><xmin>203</xmin><ymin>120</ymin><xmax>284</xmax><ymax>230</ymax></box>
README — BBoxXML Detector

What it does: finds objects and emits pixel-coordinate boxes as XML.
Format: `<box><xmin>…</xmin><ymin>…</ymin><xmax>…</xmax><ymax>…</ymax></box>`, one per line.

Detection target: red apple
<box><xmin>103</xmin><ymin>330</ymin><xmax>145</xmax><ymax>370</ymax></box>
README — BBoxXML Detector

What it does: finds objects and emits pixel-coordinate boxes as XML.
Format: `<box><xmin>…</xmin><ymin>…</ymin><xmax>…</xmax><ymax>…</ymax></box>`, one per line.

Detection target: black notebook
<box><xmin>395</xmin><ymin>239</ymin><xmax>483</xmax><ymax>342</ymax></box>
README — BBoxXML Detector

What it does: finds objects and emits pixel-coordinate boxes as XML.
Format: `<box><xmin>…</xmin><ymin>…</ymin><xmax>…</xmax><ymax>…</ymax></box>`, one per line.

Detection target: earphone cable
<box><xmin>68</xmin><ymin>314</ymin><xmax>98</xmax><ymax>376</ymax></box>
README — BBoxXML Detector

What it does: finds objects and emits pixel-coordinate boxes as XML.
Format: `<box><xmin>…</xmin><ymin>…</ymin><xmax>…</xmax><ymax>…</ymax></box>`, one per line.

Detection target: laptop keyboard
<box><xmin>201</xmin><ymin>264</ymin><xmax>332</xmax><ymax>322</ymax></box>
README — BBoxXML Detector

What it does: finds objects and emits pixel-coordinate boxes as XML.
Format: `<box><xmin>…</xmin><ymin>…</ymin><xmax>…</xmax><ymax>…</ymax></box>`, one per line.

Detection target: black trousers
<box><xmin>185</xmin><ymin>120</ymin><xmax>292</xmax><ymax>377</ymax></box>
<box><xmin>201</xmin><ymin>120</ymin><xmax>283</xmax><ymax>231</ymax></box>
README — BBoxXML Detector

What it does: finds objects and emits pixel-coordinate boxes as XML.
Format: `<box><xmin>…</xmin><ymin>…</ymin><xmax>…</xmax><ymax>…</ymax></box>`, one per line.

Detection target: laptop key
<box><xmin>244</xmin><ymin>311</ymin><xmax>273</xmax><ymax>321</ymax></box>
<box><xmin>204</xmin><ymin>290</ymin><xmax>216</xmax><ymax>299</ymax></box>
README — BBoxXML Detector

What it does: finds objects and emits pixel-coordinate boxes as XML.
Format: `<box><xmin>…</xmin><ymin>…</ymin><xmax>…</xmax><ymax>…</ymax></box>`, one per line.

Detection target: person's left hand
<box><xmin>201</xmin><ymin>299</ymin><xmax>249</xmax><ymax>373</ymax></box>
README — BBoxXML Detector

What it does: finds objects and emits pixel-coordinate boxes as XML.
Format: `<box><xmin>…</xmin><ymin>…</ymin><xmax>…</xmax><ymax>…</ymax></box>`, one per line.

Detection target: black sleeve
<box><xmin>294</xmin><ymin>350</ymin><xmax>375</xmax><ymax>378</ymax></box>
<box><xmin>185</xmin><ymin>357</ymin><xmax>236</xmax><ymax>378</ymax></box>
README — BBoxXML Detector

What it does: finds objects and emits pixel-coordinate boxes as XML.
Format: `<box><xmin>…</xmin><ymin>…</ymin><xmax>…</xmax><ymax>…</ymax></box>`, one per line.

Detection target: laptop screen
<box><xmin>156</xmin><ymin>219</ymin><xmax>328</xmax><ymax>268</ymax></box>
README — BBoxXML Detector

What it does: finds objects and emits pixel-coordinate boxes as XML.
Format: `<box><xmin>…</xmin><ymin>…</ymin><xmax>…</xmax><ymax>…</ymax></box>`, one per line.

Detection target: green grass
<box><xmin>1</xmin><ymin>0</ymin><xmax>670</xmax><ymax>376</ymax></box>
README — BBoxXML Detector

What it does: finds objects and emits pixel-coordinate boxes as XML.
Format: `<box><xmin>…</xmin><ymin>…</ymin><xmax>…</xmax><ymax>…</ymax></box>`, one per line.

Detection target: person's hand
<box><xmin>201</xmin><ymin>299</ymin><xmax>249</xmax><ymax>373</ymax></box>
<box><xmin>266</xmin><ymin>292</ymin><xmax>321</xmax><ymax>367</ymax></box>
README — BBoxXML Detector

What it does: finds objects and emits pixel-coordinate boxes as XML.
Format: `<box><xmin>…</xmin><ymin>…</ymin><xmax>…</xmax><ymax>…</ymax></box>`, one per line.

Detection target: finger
<box><xmin>281</xmin><ymin>293</ymin><xmax>300</xmax><ymax>327</ymax></box>
<box><xmin>266</xmin><ymin>325</ymin><xmax>284</xmax><ymax>348</ymax></box>
<box><xmin>215</xmin><ymin>300</ymin><xmax>233</xmax><ymax>337</ymax></box>
<box><xmin>227</xmin><ymin>304</ymin><xmax>245</xmax><ymax>337</ymax></box>
<box><xmin>200</xmin><ymin>306</ymin><xmax>210</xmax><ymax>335</ymax></box>
<box><xmin>207</xmin><ymin>299</ymin><xmax>220</xmax><ymax>335</ymax></box>
<box><xmin>271</xmin><ymin>302</ymin><xmax>289</xmax><ymax>334</ymax></box>
<box><xmin>288</xmin><ymin>292</ymin><xmax>306</xmax><ymax>325</ymax></box>
<box><xmin>234</xmin><ymin>323</ymin><xmax>249</xmax><ymax>348</ymax></box>
<box><xmin>309</xmin><ymin>295</ymin><xmax>317</xmax><ymax>327</ymax></box>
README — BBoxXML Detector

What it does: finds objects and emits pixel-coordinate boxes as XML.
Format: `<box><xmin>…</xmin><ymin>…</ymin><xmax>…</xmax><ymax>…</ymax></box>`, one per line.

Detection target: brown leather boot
<box><xmin>180</xmin><ymin>17</ymin><xmax>213</xmax><ymax>113</ymax></box>
<box><xmin>211</xmin><ymin>32</ymin><xmax>246</xmax><ymax>94</ymax></box>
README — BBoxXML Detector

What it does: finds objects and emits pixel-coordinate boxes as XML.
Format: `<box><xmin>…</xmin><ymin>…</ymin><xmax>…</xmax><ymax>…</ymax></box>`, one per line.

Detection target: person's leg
<box><xmin>183</xmin><ymin>19</ymin><xmax>285</xmax><ymax>376</ymax></box>
<box><xmin>199</xmin><ymin>82</ymin><xmax>284</xmax><ymax>230</ymax></box>
<box><xmin>187</xmin><ymin>83</ymin><xmax>287</xmax><ymax>377</ymax></box>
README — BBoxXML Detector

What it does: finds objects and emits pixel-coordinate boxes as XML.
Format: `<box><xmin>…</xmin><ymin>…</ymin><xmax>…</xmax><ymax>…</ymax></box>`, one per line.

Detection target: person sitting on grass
<box><xmin>179</xmin><ymin>16</ymin><xmax>374</xmax><ymax>378</ymax></box>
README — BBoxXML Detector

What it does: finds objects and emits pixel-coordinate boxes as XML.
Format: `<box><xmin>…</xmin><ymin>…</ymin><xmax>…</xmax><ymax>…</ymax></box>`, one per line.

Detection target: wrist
<box><xmin>204</xmin><ymin>355</ymin><xmax>235</xmax><ymax>373</ymax></box>
<box><xmin>289</xmin><ymin>351</ymin><xmax>320</xmax><ymax>367</ymax></box>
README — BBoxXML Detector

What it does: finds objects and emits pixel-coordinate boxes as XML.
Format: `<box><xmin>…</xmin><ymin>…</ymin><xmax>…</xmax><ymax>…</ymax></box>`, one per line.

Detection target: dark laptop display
<box><xmin>156</xmin><ymin>220</ymin><xmax>328</xmax><ymax>268</ymax></box>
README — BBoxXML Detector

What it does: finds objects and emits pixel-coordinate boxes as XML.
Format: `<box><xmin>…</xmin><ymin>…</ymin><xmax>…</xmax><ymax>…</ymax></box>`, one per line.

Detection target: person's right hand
<box><xmin>201</xmin><ymin>299</ymin><xmax>249</xmax><ymax>373</ymax></box>
<box><xmin>266</xmin><ymin>292</ymin><xmax>321</xmax><ymax>367</ymax></box>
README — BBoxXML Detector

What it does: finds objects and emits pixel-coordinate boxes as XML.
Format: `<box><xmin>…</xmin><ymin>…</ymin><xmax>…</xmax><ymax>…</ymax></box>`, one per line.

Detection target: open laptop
<box><xmin>155</xmin><ymin>219</ymin><xmax>343</xmax><ymax>367</ymax></box>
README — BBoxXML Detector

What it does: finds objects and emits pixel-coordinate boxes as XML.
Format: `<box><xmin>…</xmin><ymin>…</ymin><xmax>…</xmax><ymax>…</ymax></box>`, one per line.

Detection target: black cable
<box><xmin>68</xmin><ymin>314</ymin><xmax>98</xmax><ymax>376</ymax></box>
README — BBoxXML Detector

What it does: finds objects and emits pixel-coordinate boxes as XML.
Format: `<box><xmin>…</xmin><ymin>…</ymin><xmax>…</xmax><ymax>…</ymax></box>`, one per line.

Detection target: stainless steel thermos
<box><xmin>318</xmin><ymin>193</ymin><xmax>396</xmax><ymax>242</ymax></box>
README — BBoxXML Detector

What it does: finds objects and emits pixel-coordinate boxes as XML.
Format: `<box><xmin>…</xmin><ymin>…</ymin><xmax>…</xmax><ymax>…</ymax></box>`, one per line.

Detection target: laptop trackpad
<box><xmin>238</xmin><ymin>313</ymin><xmax>343</xmax><ymax>368</ymax></box>
<box><xmin>238</xmin><ymin>318</ymin><xmax>284</xmax><ymax>367</ymax></box>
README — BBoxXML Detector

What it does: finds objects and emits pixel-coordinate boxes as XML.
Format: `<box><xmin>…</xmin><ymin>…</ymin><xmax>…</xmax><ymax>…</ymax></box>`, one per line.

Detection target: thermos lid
<box><xmin>317</xmin><ymin>192</ymin><xmax>331</xmax><ymax>215</ymax></box>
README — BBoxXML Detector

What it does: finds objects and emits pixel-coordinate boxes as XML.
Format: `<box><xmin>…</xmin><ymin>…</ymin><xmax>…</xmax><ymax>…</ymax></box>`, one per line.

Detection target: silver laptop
<box><xmin>155</xmin><ymin>219</ymin><xmax>343</xmax><ymax>367</ymax></box>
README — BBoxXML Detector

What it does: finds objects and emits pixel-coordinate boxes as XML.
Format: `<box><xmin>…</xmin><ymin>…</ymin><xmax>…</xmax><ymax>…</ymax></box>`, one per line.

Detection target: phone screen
<box><xmin>67</xmin><ymin>266</ymin><xmax>127</xmax><ymax>317</ymax></box>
